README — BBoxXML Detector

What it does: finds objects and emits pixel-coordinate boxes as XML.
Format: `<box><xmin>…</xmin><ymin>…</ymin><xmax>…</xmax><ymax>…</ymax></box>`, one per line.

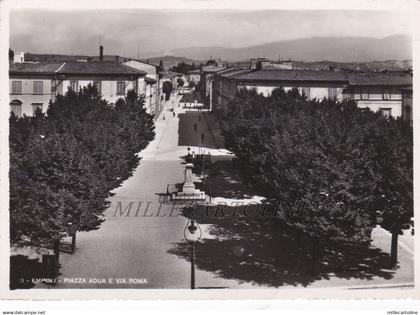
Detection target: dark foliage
<box><xmin>219</xmin><ymin>88</ymin><xmax>412</xmax><ymax>260</ymax></box>
<box><xmin>10</xmin><ymin>86</ymin><xmax>155</xmax><ymax>242</ymax></box>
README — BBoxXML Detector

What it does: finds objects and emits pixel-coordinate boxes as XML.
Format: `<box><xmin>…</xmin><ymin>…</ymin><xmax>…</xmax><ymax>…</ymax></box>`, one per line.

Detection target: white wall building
<box><xmin>9</xmin><ymin>61</ymin><xmax>146</xmax><ymax>117</ymax></box>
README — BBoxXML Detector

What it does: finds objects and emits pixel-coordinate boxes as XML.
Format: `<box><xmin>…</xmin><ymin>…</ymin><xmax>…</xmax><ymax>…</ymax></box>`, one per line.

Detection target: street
<box><xmin>57</xmin><ymin>94</ymin><xmax>254</xmax><ymax>288</ymax></box>
<box><xmin>56</xmin><ymin>93</ymin><xmax>414</xmax><ymax>289</ymax></box>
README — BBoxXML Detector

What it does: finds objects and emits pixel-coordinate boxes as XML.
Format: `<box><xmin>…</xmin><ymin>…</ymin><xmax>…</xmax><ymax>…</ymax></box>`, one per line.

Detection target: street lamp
<box><xmin>184</xmin><ymin>219</ymin><xmax>202</xmax><ymax>289</ymax></box>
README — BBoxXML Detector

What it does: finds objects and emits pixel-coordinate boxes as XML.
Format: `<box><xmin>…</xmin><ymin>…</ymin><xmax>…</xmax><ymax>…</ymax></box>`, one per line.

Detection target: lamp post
<box><xmin>184</xmin><ymin>219</ymin><xmax>202</xmax><ymax>289</ymax></box>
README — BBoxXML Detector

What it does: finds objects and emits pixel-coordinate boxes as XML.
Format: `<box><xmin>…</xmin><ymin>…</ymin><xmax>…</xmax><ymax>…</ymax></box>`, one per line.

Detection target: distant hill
<box><xmin>152</xmin><ymin>35</ymin><xmax>411</xmax><ymax>62</ymax></box>
<box><xmin>141</xmin><ymin>55</ymin><xmax>199</xmax><ymax>70</ymax></box>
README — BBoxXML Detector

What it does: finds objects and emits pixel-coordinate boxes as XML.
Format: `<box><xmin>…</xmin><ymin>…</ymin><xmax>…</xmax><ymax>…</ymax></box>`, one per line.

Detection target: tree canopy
<box><xmin>10</xmin><ymin>86</ymin><xmax>155</xmax><ymax>243</ymax></box>
<box><xmin>220</xmin><ymin>88</ymin><xmax>413</xmax><ymax>250</ymax></box>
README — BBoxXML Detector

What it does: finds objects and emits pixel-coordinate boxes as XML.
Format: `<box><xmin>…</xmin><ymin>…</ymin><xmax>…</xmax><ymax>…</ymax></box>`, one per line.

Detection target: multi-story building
<box><xmin>200</xmin><ymin>65</ymin><xmax>226</xmax><ymax>109</ymax></box>
<box><xmin>123</xmin><ymin>60</ymin><xmax>163</xmax><ymax>119</ymax></box>
<box><xmin>213</xmin><ymin>68</ymin><xmax>412</xmax><ymax>119</ymax></box>
<box><xmin>9</xmin><ymin>61</ymin><xmax>146</xmax><ymax>117</ymax></box>
<box><xmin>401</xmin><ymin>87</ymin><xmax>413</xmax><ymax>123</ymax></box>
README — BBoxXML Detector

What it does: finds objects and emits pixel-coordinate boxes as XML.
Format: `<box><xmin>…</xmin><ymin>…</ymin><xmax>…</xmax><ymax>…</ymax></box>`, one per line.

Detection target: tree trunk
<box><xmin>53</xmin><ymin>238</ymin><xmax>60</xmax><ymax>263</ymax></box>
<box><xmin>71</xmin><ymin>232</ymin><xmax>76</xmax><ymax>254</ymax></box>
<box><xmin>311</xmin><ymin>237</ymin><xmax>320</xmax><ymax>274</ymax></box>
<box><xmin>390</xmin><ymin>230</ymin><xmax>399</xmax><ymax>268</ymax></box>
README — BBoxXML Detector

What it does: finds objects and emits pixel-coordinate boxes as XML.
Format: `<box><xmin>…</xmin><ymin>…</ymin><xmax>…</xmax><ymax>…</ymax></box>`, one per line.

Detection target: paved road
<box><xmin>57</xmin><ymin>95</ymin><xmax>254</xmax><ymax>289</ymax></box>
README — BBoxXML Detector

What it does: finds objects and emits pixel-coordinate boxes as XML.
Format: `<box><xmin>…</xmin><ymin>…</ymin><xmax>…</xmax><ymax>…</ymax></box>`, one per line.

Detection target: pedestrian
<box><xmin>201</xmin><ymin>133</ymin><xmax>204</xmax><ymax>143</ymax></box>
<box><xmin>173</xmin><ymin>112</ymin><xmax>175</xmax><ymax>118</ymax></box>
<box><xmin>194</xmin><ymin>123</ymin><xmax>197</xmax><ymax>132</ymax></box>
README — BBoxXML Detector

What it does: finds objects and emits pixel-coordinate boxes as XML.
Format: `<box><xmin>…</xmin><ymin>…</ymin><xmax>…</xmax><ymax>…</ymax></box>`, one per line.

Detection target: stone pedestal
<box><xmin>182</xmin><ymin>163</ymin><xmax>195</xmax><ymax>194</ymax></box>
<box><xmin>172</xmin><ymin>163</ymin><xmax>206</xmax><ymax>201</ymax></box>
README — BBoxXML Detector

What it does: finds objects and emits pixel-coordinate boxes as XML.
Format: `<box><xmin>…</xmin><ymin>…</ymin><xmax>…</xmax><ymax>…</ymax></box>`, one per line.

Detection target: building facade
<box><xmin>213</xmin><ymin>69</ymin><xmax>412</xmax><ymax>118</ymax></box>
<box><xmin>200</xmin><ymin>65</ymin><xmax>226</xmax><ymax>110</ymax></box>
<box><xmin>9</xmin><ymin>61</ymin><xmax>146</xmax><ymax>117</ymax></box>
<box><xmin>123</xmin><ymin>60</ymin><xmax>163</xmax><ymax>119</ymax></box>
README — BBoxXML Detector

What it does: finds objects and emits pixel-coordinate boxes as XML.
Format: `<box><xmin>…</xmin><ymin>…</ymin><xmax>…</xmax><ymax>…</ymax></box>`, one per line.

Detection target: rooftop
<box><xmin>9</xmin><ymin>62</ymin><xmax>64</xmax><ymax>74</ymax></box>
<box><xmin>231</xmin><ymin>69</ymin><xmax>349</xmax><ymax>82</ymax></box>
<box><xmin>201</xmin><ymin>65</ymin><xmax>226</xmax><ymax>73</ymax></box>
<box><xmin>59</xmin><ymin>62</ymin><xmax>146</xmax><ymax>76</ymax></box>
<box><xmin>187</xmin><ymin>69</ymin><xmax>201</xmax><ymax>74</ymax></box>
<box><xmin>223</xmin><ymin>69</ymin><xmax>412</xmax><ymax>86</ymax></box>
<box><xmin>10</xmin><ymin>61</ymin><xmax>146</xmax><ymax>76</ymax></box>
<box><xmin>347</xmin><ymin>72</ymin><xmax>412</xmax><ymax>86</ymax></box>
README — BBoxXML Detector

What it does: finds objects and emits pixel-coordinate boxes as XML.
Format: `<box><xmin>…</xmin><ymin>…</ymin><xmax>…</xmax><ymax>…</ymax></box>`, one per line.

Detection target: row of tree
<box><xmin>169</xmin><ymin>61</ymin><xmax>200</xmax><ymax>75</ymax></box>
<box><xmin>10</xmin><ymin>86</ymin><xmax>155</xmax><ymax>246</ymax></box>
<box><xmin>220</xmin><ymin>88</ymin><xmax>413</xmax><ymax>267</ymax></box>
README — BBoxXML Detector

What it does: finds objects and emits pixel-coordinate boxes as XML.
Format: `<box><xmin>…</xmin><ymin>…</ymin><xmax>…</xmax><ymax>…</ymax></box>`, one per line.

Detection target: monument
<box><xmin>172</xmin><ymin>163</ymin><xmax>206</xmax><ymax>201</ymax></box>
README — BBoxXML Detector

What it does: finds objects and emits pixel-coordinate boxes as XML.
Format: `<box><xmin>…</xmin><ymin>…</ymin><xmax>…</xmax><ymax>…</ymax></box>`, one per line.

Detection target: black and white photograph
<box><xmin>0</xmin><ymin>0</ymin><xmax>418</xmax><ymax>305</ymax></box>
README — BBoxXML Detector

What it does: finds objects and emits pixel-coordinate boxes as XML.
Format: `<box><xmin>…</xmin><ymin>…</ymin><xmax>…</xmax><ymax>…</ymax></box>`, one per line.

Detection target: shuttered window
<box><xmin>93</xmin><ymin>81</ymin><xmax>102</xmax><ymax>92</ymax></box>
<box><xmin>10</xmin><ymin>100</ymin><xmax>22</xmax><ymax>117</ymax></box>
<box><xmin>32</xmin><ymin>103</ymin><xmax>43</xmax><ymax>115</ymax></box>
<box><xmin>301</xmin><ymin>87</ymin><xmax>310</xmax><ymax>99</ymax></box>
<box><xmin>117</xmin><ymin>81</ymin><xmax>125</xmax><ymax>95</ymax></box>
<box><xmin>328</xmin><ymin>88</ymin><xmax>337</xmax><ymax>100</ymax></box>
<box><xmin>11</xmin><ymin>81</ymin><xmax>22</xmax><ymax>94</ymax></box>
<box><xmin>361</xmin><ymin>88</ymin><xmax>369</xmax><ymax>100</ymax></box>
<box><xmin>33</xmin><ymin>81</ymin><xmax>43</xmax><ymax>94</ymax></box>
<box><xmin>383</xmin><ymin>88</ymin><xmax>391</xmax><ymax>100</ymax></box>
<box><xmin>70</xmin><ymin>81</ymin><xmax>79</xmax><ymax>91</ymax></box>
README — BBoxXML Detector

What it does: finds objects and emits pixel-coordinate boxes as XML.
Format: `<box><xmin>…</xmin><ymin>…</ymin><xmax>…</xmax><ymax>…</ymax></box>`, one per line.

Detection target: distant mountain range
<box><xmin>144</xmin><ymin>35</ymin><xmax>412</xmax><ymax>62</ymax></box>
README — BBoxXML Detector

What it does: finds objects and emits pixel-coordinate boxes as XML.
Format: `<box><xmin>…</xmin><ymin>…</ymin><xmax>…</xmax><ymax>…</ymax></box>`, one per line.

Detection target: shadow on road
<box><xmin>195</xmin><ymin>157</ymin><xmax>257</xmax><ymax>199</ymax></box>
<box><xmin>168</xmin><ymin>214</ymin><xmax>395</xmax><ymax>288</ymax></box>
<box><xmin>178</xmin><ymin>111</ymin><xmax>218</xmax><ymax>149</ymax></box>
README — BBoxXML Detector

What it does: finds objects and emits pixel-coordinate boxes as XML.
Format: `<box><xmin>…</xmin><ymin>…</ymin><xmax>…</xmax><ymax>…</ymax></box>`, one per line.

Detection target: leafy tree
<box><xmin>220</xmin><ymin>88</ymin><xmax>413</xmax><ymax>269</ymax></box>
<box><xmin>189</xmin><ymin>81</ymin><xmax>196</xmax><ymax>89</ymax></box>
<box><xmin>169</xmin><ymin>62</ymin><xmax>197</xmax><ymax>75</ymax></box>
<box><xmin>177</xmin><ymin>78</ymin><xmax>185</xmax><ymax>88</ymax></box>
<box><xmin>205</xmin><ymin>59</ymin><xmax>217</xmax><ymax>66</ymax></box>
<box><xmin>10</xmin><ymin>86</ymin><xmax>155</xmax><ymax>247</ymax></box>
<box><xmin>162</xmin><ymin>81</ymin><xmax>173</xmax><ymax>101</ymax></box>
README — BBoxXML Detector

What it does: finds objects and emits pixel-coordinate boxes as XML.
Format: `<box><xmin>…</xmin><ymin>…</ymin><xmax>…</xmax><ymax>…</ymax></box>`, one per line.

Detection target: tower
<box><xmin>99</xmin><ymin>37</ymin><xmax>104</xmax><ymax>62</ymax></box>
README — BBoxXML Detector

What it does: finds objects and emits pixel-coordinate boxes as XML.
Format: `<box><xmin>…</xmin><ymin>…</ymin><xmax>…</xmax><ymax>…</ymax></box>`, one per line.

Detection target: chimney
<box><xmin>99</xmin><ymin>45</ymin><xmax>104</xmax><ymax>62</ymax></box>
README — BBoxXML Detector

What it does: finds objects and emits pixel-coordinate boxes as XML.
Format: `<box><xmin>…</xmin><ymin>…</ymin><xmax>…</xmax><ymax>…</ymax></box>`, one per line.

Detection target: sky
<box><xmin>10</xmin><ymin>9</ymin><xmax>413</xmax><ymax>58</ymax></box>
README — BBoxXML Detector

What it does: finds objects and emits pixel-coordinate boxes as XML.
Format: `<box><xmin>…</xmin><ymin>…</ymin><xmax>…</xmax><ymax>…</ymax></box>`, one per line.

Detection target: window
<box><xmin>33</xmin><ymin>81</ymin><xmax>43</xmax><ymax>95</ymax></box>
<box><xmin>32</xmin><ymin>103</ymin><xmax>43</xmax><ymax>115</ymax></box>
<box><xmin>301</xmin><ymin>87</ymin><xmax>310</xmax><ymax>99</ymax></box>
<box><xmin>380</xmin><ymin>108</ymin><xmax>392</xmax><ymax>119</ymax></box>
<box><xmin>70</xmin><ymin>81</ymin><xmax>79</xmax><ymax>91</ymax></box>
<box><xmin>328</xmin><ymin>88</ymin><xmax>337</xmax><ymax>100</ymax></box>
<box><xmin>11</xmin><ymin>81</ymin><xmax>22</xmax><ymax>94</ymax></box>
<box><xmin>10</xmin><ymin>100</ymin><xmax>22</xmax><ymax>117</ymax></box>
<box><xmin>117</xmin><ymin>81</ymin><xmax>125</xmax><ymax>95</ymax></box>
<box><xmin>383</xmin><ymin>88</ymin><xmax>391</xmax><ymax>100</ymax></box>
<box><xmin>93</xmin><ymin>81</ymin><xmax>102</xmax><ymax>92</ymax></box>
<box><xmin>361</xmin><ymin>88</ymin><xmax>369</xmax><ymax>100</ymax></box>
